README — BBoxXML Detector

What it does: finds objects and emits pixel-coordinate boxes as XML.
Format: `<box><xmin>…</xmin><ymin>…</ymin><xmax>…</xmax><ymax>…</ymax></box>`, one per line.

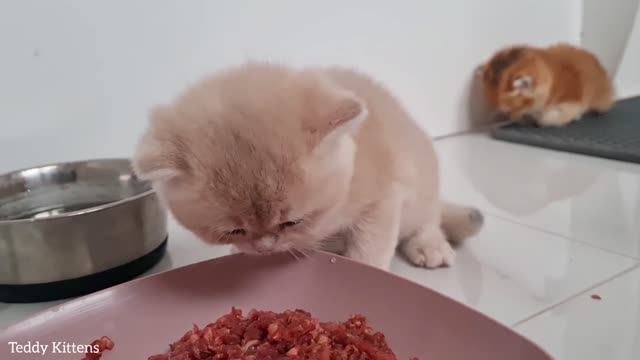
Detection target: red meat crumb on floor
<box><xmin>82</xmin><ymin>336</ymin><xmax>114</xmax><ymax>360</ymax></box>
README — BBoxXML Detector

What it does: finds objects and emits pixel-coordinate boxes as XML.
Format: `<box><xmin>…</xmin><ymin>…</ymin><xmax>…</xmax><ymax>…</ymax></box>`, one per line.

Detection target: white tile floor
<box><xmin>1</xmin><ymin>133</ymin><xmax>639</xmax><ymax>359</ymax></box>
<box><xmin>434</xmin><ymin>134</ymin><xmax>640</xmax><ymax>360</ymax></box>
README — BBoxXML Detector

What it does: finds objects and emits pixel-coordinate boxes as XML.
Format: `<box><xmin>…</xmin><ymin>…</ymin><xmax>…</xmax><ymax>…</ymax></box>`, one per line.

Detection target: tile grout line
<box><xmin>483</xmin><ymin>210</ymin><xmax>640</xmax><ymax>261</ymax></box>
<box><xmin>509</xmin><ymin>263</ymin><xmax>640</xmax><ymax>328</ymax></box>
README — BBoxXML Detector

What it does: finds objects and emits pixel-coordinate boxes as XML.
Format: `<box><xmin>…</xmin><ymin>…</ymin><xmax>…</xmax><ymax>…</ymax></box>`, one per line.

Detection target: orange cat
<box><xmin>477</xmin><ymin>43</ymin><xmax>615</xmax><ymax>127</ymax></box>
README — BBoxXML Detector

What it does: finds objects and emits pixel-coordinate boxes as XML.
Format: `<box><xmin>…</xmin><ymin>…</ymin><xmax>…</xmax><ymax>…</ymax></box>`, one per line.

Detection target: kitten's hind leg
<box><xmin>400</xmin><ymin>221</ymin><xmax>455</xmax><ymax>269</ymax></box>
<box><xmin>344</xmin><ymin>192</ymin><xmax>402</xmax><ymax>270</ymax></box>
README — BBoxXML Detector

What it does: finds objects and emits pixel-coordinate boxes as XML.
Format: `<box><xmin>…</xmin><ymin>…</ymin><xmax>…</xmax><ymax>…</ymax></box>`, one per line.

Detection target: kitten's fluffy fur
<box><xmin>478</xmin><ymin>43</ymin><xmax>614</xmax><ymax>127</ymax></box>
<box><xmin>132</xmin><ymin>63</ymin><xmax>483</xmax><ymax>270</ymax></box>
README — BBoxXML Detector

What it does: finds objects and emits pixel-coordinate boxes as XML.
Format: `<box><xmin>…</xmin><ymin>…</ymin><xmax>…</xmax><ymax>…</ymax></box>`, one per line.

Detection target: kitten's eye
<box><xmin>226</xmin><ymin>228</ymin><xmax>246</xmax><ymax>236</ymax></box>
<box><xmin>279</xmin><ymin>219</ymin><xmax>303</xmax><ymax>230</ymax></box>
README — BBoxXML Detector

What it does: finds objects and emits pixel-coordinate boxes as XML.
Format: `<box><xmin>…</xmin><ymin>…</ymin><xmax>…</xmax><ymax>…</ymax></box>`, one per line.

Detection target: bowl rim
<box><xmin>0</xmin><ymin>157</ymin><xmax>156</xmax><ymax>225</ymax></box>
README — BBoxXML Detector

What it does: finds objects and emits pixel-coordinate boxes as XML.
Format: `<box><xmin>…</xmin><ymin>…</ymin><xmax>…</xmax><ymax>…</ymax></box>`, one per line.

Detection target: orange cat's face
<box><xmin>132</xmin><ymin>63</ymin><xmax>367</xmax><ymax>255</ymax></box>
<box><xmin>478</xmin><ymin>46</ymin><xmax>551</xmax><ymax>118</ymax></box>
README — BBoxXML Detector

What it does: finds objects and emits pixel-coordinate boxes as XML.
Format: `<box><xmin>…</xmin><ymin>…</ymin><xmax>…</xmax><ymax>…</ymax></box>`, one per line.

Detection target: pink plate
<box><xmin>1</xmin><ymin>251</ymin><xmax>552</xmax><ymax>359</ymax></box>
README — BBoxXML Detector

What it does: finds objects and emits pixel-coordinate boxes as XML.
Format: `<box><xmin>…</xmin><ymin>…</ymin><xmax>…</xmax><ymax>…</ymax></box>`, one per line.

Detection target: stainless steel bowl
<box><xmin>0</xmin><ymin>158</ymin><xmax>168</xmax><ymax>303</ymax></box>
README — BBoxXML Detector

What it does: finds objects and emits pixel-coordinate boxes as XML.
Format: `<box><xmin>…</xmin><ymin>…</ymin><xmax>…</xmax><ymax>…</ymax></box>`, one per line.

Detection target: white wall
<box><xmin>615</xmin><ymin>5</ymin><xmax>640</xmax><ymax>98</ymax></box>
<box><xmin>581</xmin><ymin>0</ymin><xmax>639</xmax><ymax>77</ymax></box>
<box><xmin>581</xmin><ymin>0</ymin><xmax>640</xmax><ymax>99</ymax></box>
<box><xmin>0</xmin><ymin>1</ymin><xmax>581</xmax><ymax>173</ymax></box>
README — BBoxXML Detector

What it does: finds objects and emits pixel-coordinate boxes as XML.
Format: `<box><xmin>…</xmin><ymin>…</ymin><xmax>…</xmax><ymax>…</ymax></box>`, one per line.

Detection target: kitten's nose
<box><xmin>254</xmin><ymin>235</ymin><xmax>276</xmax><ymax>253</ymax></box>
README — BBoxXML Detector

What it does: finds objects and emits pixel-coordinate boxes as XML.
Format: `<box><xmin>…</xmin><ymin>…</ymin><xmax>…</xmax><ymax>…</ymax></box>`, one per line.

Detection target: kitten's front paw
<box><xmin>402</xmin><ymin>237</ymin><xmax>456</xmax><ymax>268</ymax></box>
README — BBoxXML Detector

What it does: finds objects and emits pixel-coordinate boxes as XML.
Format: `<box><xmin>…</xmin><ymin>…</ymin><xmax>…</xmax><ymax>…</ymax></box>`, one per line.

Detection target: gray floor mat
<box><xmin>491</xmin><ymin>96</ymin><xmax>640</xmax><ymax>164</ymax></box>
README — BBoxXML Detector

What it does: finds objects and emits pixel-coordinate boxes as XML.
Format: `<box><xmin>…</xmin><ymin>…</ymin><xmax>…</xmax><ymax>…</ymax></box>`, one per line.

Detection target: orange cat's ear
<box><xmin>476</xmin><ymin>64</ymin><xmax>487</xmax><ymax>77</ymax></box>
<box><xmin>512</xmin><ymin>75</ymin><xmax>534</xmax><ymax>93</ymax></box>
<box><xmin>132</xmin><ymin>106</ymin><xmax>188</xmax><ymax>182</ymax></box>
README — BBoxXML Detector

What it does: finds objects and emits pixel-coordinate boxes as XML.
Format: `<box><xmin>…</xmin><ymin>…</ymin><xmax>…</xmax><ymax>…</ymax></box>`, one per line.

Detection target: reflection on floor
<box><xmin>427</xmin><ymin>134</ymin><xmax>640</xmax><ymax>360</ymax></box>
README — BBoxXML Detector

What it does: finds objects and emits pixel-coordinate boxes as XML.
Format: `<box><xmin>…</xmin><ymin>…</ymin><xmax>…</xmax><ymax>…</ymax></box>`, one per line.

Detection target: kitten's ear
<box><xmin>476</xmin><ymin>63</ymin><xmax>487</xmax><ymax>77</ymax></box>
<box><xmin>512</xmin><ymin>75</ymin><xmax>534</xmax><ymax>92</ymax></box>
<box><xmin>325</xmin><ymin>96</ymin><xmax>368</xmax><ymax>137</ymax></box>
<box><xmin>310</xmin><ymin>95</ymin><xmax>367</xmax><ymax>158</ymax></box>
<box><xmin>131</xmin><ymin>106</ymin><xmax>188</xmax><ymax>182</ymax></box>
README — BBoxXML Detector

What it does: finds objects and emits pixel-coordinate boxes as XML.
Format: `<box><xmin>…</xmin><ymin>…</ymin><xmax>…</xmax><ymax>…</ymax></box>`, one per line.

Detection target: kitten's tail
<box><xmin>441</xmin><ymin>202</ymin><xmax>484</xmax><ymax>245</ymax></box>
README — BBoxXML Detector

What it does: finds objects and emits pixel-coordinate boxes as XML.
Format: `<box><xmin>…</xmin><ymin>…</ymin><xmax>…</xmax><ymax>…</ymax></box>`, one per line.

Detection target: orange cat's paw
<box><xmin>537</xmin><ymin>103</ymin><xmax>585</xmax><ymax>127</ymax></box>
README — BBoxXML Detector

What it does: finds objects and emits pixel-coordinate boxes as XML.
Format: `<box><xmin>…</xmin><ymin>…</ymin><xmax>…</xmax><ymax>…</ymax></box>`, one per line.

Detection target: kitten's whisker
<box><xmin>288</xmin><ymin>249</ymin><xmax>300</xmax><ymax>261</ymax></box>
<box><xmin>215</xmin><ymin>233</ymin><xmax>229</xmax><ymax>244</ymax></box>
<box><xmin>296</xmin><ymin>248</ymin><xmax>315</xmax><ymax>261</ymax></box>
<box><xmin>293</xmin><ymin>248</ymin><xmax>309</xmax><ymax>259</ymax></box>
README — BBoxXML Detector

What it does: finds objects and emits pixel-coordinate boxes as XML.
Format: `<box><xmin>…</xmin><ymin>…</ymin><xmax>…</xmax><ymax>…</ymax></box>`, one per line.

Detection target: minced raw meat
<box><xmin>146</xmin><ymin>308</ymin><xmax>418</xmax><ymax>360</ymax></box>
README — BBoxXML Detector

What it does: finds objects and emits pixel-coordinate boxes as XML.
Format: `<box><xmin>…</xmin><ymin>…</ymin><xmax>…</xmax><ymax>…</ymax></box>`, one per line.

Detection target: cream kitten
<box><xmin>132</xmin><ymin>62</ymin><xmax>483</xmax><ymax>270</ymax></box>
